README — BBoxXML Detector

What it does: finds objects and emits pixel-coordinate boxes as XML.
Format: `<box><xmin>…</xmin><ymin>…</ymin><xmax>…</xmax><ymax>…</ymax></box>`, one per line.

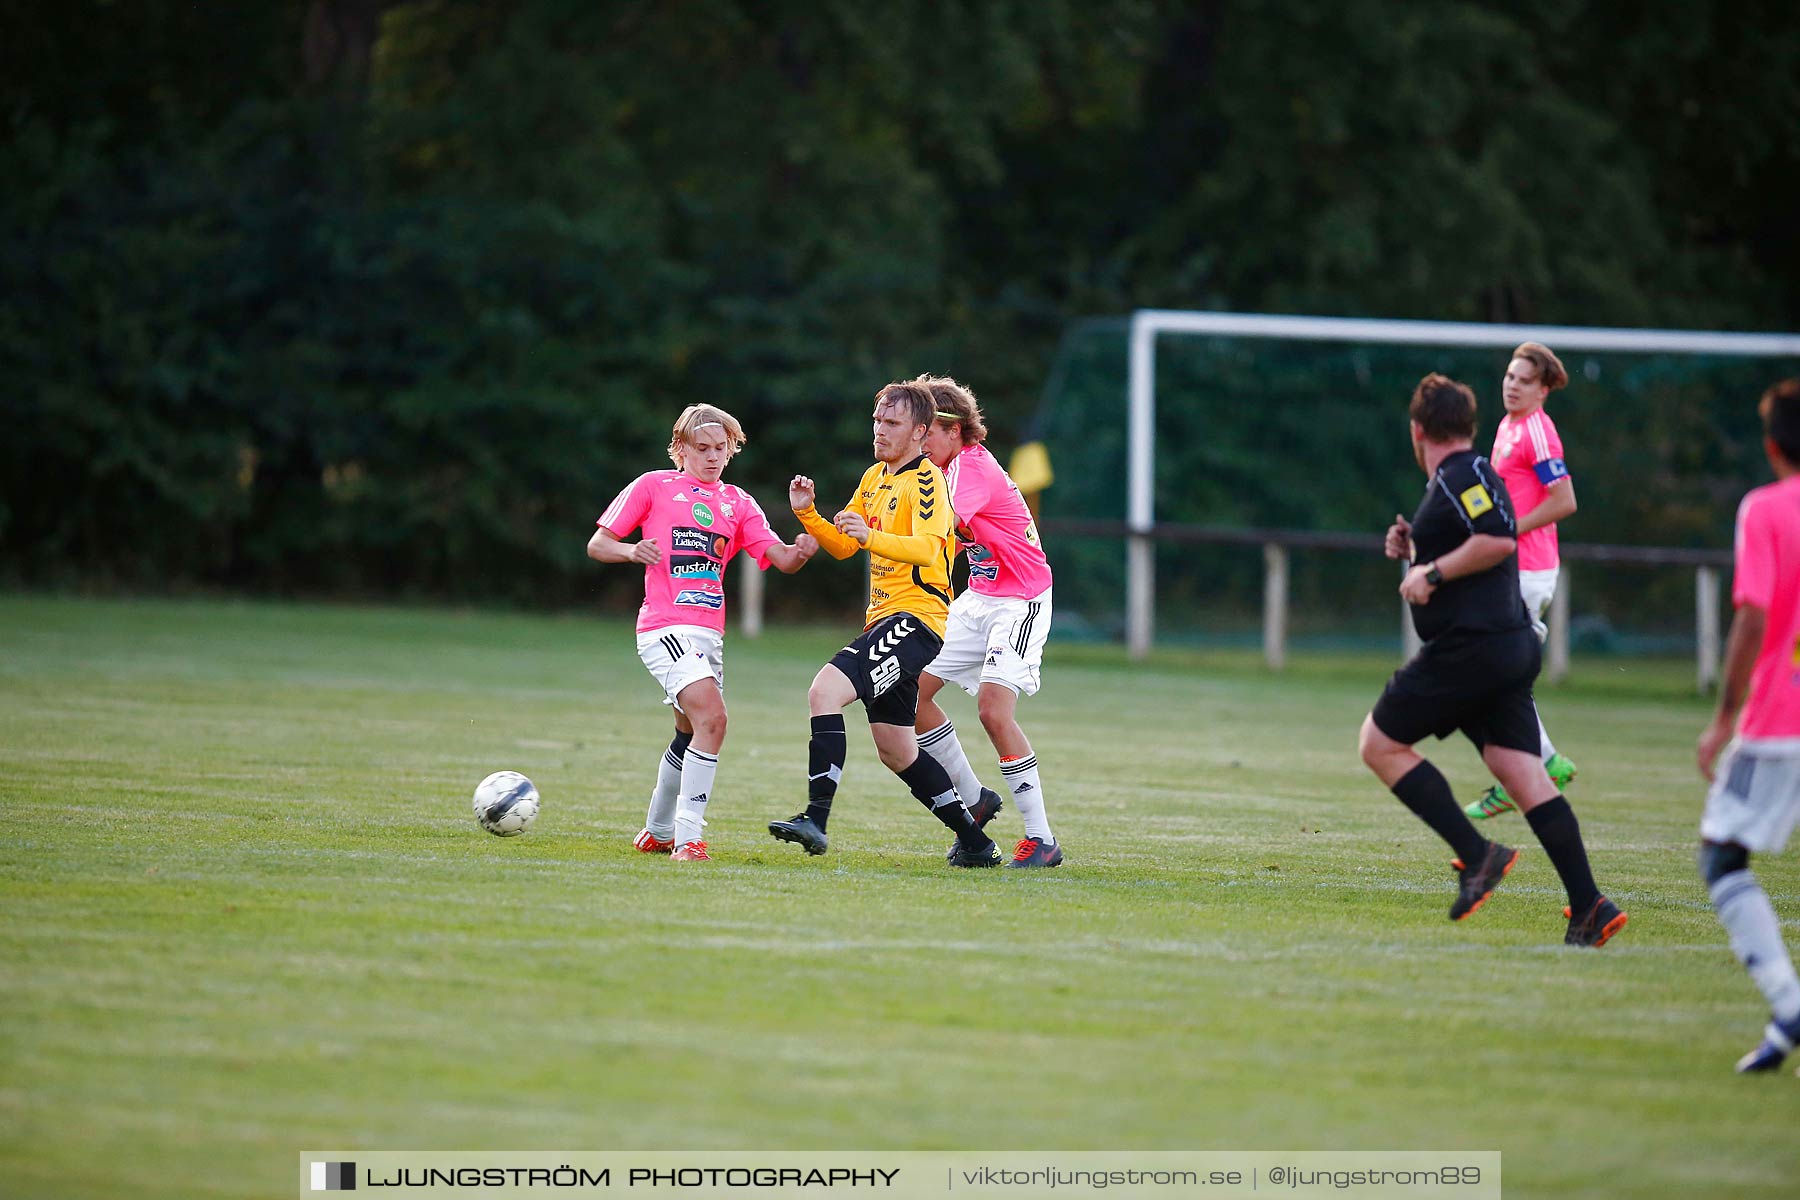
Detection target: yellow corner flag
<box><xmin>1009</xmin><ymin>441</ymin><xmax>1054</xmax><ymax>495</ymax></box>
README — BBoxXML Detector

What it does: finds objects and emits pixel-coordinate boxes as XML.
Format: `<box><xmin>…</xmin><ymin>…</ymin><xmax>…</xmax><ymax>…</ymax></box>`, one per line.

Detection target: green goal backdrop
<box><xmin>1026</xmin><ymin>314</ymin><xmax>1799</xmax><ymax>654</ymax></box>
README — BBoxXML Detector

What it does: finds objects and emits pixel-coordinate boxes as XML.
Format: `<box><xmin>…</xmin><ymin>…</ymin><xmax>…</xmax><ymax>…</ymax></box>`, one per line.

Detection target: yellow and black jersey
<box><xmin>796</xmin><ymin>454</ymin><xmax>955</xmax><ymax>637</ymax></box>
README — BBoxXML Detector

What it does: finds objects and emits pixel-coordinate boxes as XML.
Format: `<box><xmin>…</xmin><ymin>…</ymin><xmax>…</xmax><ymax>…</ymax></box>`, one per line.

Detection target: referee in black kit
<box><xmin>1357</xmin><ymin>373</ymin><xmax>1628</xmax><ymax>947</ymax></box>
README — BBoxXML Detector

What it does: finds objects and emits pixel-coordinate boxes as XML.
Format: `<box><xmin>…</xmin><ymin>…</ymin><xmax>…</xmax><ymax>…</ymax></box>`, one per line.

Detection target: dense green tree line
<box><xmin>3</xmin><ymin>0</ymin><xmax>1795</xmax><ymax>609</ymax></box>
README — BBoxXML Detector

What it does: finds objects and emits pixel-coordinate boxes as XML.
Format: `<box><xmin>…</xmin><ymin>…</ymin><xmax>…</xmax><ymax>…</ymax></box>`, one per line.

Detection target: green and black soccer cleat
<box><xmin>945</xmin><ymin>787</ymin><xmax>1006</xmax><ymax>862</ymax></box>
<box><xmin>947</xmin><ymin>833</ymin><xmax>1002</xmax><ymax>868</ymax></box>
<box><xmin>1466</xmin><ymin>753</ymin><xmax>1579</xmax><ymax>820</ymax></box>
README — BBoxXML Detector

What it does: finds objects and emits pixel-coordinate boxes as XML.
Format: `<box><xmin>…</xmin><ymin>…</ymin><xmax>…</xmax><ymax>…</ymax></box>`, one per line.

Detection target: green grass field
<box><xmin>3</xmin><ymin>595</ymin><xmax>1796</xmax><ymax>1199</ymax></box>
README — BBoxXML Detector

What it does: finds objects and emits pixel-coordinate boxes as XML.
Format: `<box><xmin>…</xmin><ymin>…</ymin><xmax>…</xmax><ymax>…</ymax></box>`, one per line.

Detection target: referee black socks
<box><xmin>1524</xmin><ymin>795</ymin><xmax>1601</xmax><ymax>915</ymax></box>
<box><xmin>1391</xmin><ymin>761</ymin><xmax>1487</xmax><ymax>866</ymax></box>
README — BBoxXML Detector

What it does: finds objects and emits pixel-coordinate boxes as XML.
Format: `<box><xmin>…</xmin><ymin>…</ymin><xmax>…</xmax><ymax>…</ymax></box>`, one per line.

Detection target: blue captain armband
<box><xmin>1534</xmin><ymin>458</ymin><xmax>1569</xmax><ymax>485</ymax></box>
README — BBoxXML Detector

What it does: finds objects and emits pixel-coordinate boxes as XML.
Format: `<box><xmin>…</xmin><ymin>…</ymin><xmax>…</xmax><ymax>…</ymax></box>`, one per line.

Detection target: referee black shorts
<box><xmin>1371</xmin><ymin>627</ymin><xmax>1543</xmax><ymax>754</ymax></box>
<box><xmin>828</xmin><ymin>612</ymin><xmax>945</xmax><ymax>727</ymax></box>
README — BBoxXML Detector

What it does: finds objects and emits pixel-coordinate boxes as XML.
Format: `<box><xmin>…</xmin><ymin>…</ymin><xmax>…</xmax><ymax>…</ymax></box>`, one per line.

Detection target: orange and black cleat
<box><xmin>1450</xmin><ymin>842</ymin><xmax>1520</xmax><ymax>921</ymax></box>
<box><xmin>1563</xmin><ymin>896</ymin><xmax>1628</xmax><ymax>947</ymax></box>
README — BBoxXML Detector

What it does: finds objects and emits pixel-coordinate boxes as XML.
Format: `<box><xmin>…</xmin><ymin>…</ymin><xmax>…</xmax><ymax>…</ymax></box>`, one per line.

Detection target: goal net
<box><xmin>1028</xmin><ymin>312</ymin><xmax>1800</xmax><ymax>659</ymax></box>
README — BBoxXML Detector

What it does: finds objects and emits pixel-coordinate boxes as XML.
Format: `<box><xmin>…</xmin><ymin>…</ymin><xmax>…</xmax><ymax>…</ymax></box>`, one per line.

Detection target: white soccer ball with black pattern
<box><xmin>473</xmin><ymin>770</ymin><xmax>540</xmax><ymax>836</ymax></box>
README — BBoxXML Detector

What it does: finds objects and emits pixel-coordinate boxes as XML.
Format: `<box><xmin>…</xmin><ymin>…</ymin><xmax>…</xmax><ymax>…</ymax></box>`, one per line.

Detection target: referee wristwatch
<box><xmin>1423</xmin><ymin>562</ymin><xmax>1444</xmax><ymax>587</ymax></box>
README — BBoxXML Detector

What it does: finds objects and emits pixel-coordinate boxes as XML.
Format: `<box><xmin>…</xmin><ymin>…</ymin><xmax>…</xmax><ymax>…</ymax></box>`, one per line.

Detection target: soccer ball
<box><xmin>473</xmin><ymin>770</ymin><xmax>540</xmax><ymax>836</ymax></box>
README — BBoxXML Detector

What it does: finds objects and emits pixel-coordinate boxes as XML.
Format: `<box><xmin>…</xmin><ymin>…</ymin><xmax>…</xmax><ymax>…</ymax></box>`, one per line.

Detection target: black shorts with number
<box><xmin>1371</xmin><ymin>627</ymin><xmax>1543</xmax><ymax>754</ymax></box>
<box><xmin>830</xmin><ymin>613</ymin><xmax>945</xmax><ymax>727</ymax></box>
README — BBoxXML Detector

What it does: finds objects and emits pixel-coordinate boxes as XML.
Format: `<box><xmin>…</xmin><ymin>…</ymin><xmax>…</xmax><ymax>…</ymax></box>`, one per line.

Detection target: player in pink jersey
<box><xmin>1466</xmin><ymin>342</ymin><xmax>1582</xmax><ymax>820</ymax></box>
<box><xmin>587</xmin><ymin>404</ymin><xmax>817</xmax><ymax>862</ymax></box>
<box><xmin>1696</xmin><ymin>379</ymin><xmax>1800</xmax><ymax>1072</ymax></box>
<box><xmin>913</xmin><ymin>376</ymin><xmax>1064</xmax><ymax>868</ymax></box>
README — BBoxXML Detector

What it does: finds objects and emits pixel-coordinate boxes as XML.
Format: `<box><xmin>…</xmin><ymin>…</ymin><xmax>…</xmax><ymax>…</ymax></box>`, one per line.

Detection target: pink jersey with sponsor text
<box><xmin>597</xmin><ymin>470</ymin><xmax>780</xmax><ymax>634</ymax></box>
<box><xmin>943</xmin><ymin>444</ymin><xmax>1053</xmax><ymax>599</ymax></box>
<box><xmin>1733</xmin><ymin>475</ymin><xmax>1800</xmax><ymax>740</ymax></box>
<box><xmin>1491</xmin><ymin>409</ymin><xmax>1569</xmax><ymax>572</ymax></box>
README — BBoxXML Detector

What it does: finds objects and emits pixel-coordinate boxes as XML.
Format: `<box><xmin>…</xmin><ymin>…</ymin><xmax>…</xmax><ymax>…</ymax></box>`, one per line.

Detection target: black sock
<box><xmin>1391</xmin><ymin>760</ymin><xmax>1487</xmax><ymax>865</ymax></box>
<box><xmin>1525</xmin><ymin>796</ymin><xmax>1600</xmax><ymax>913</ymax></box>
<box><xmin>804</xmin><ymin>714</ymin><xmax>847</xmax><ymax>830</ymax></box>
<box><xmin>666</xmin><ymin>729</ymin><xmax>693</xmax><ymax>770</ymax></box>
<box><xmin>896</xmin><ymin>753</ymin><xmax>981</xmax><ymax>841</ymax></box>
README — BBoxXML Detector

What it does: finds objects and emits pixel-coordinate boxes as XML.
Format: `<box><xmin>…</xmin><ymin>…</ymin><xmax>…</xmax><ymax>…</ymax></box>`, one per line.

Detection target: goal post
<box><xmin>1123</xmin><ymin>310</ymin><xmax>1800</xmax><ymax>659</ymax></box>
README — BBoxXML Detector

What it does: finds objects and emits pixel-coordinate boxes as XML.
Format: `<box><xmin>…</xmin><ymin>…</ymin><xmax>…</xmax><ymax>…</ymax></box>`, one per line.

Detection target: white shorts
<box><xmin>1519</xmin><ymin>568</ymin><xmax>1559</xmax><ymax>643</ymax></box>
<box><xmin>923</xmin><ymin>588</ymin><xmax>1051</xmax><ymax>698</ymax></box>
<box><xmin>1701</xmin><ymin>738</ymin><xmax>1800</xmax><ymax>853</ymax></box>
<box><xmin>635</xmin><ymin>625</ymin><xmax>724</xmax><ymax>712</ymax></box>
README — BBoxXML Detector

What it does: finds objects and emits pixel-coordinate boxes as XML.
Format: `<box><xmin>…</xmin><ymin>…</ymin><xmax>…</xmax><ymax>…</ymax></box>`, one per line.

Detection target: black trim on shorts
<box><xmin>1013</xmin><ymin>601</ymin><xmax>1042</xmax><ymax>656</ymax></box>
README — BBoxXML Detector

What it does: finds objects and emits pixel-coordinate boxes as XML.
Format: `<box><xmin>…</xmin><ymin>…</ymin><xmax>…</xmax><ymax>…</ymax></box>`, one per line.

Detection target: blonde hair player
<box><xmin>588</xmin><ymin>405</ymin><xmax>817</xmax><ymax>861</ymax></box>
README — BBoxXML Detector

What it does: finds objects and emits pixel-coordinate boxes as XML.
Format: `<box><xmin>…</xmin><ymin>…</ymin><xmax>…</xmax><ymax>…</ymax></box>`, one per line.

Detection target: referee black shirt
<box><xmin>1408</xmin><ymin>449</ymin><xmax>1532</xmax><ymax>643</ymax></box>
